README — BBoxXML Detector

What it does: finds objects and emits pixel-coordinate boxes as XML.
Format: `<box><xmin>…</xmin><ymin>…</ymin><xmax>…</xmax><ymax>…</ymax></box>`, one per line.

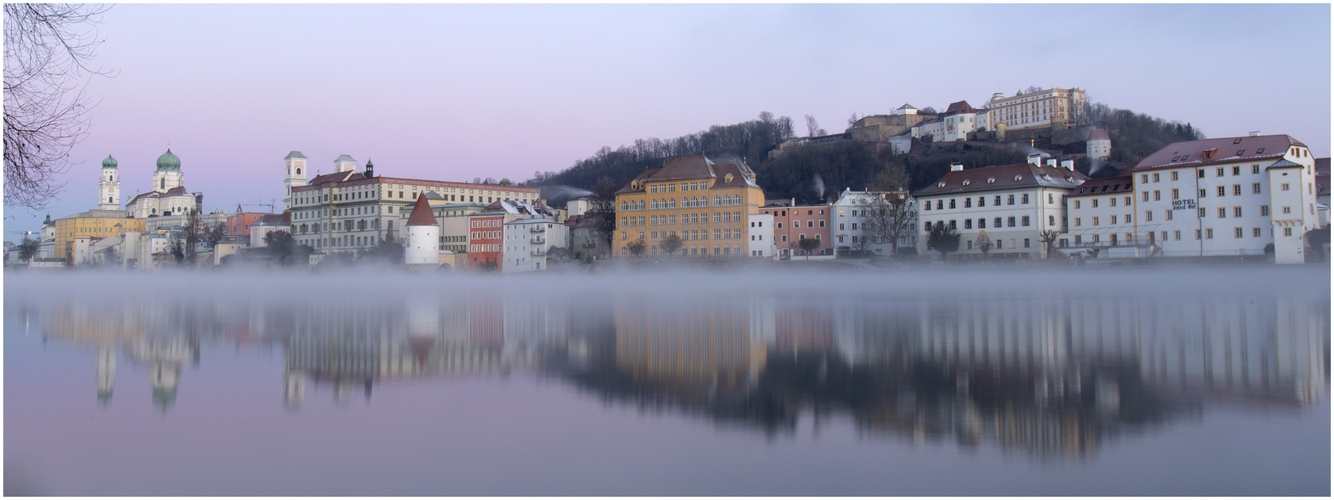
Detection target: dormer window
<box><xmin>1172</xmin><ymin>156</ymin><xmax>1180</xmax><ymax>162</ymax></box>
<box><xmin>987</xmin><ymin>177</ymin><xmax>996</xmax><ymax>183</ymax></box>
<box><xmin>1234</xmin><ymin>138</ymin><xmax>1243</xmax><ymax>144</ymax></box>
<box><xmin>1180</xmin><ymin>155</ymin><xmax>1188</xmax><ymax>161</ymax></box>
<box><xmin>961</xmin><ymin>179</ymin><xmax>971</xmax><ymax>186</ymax></box>
<box><xmin>725</xmin><ymin>174</ymin><xmax>734</xmax><ymax>183</ymax></box>
<box><xmin>937</xmin><ymin>182</ymin><xmax>946</xmax><ymax>188</ymax></box>
<box><xmin>1256</xmin><ymin>148</ymin><xmax>1265</xmax><ymax>154</ymax></box>
<box><xmin>1236</xmin><ymin>150</ymin><xmax>1245</xmax><ymax>156</ymax></box>
<box><xmin>1014</xmin><ymin>175</ymin><xmax>1023</xmax><ymax>181</ymax></box>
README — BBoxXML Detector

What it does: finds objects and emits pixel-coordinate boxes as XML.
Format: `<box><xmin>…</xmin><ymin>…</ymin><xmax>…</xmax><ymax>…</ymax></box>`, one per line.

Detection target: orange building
<box><xmin>613</xmin><ymin>155</ymin><xmax>764</xmax><ymax>257</ymax></box>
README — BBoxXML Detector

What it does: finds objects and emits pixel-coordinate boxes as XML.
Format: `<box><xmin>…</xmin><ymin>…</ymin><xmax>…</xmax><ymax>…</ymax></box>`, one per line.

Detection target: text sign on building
<box><xmin>1172</xmin><ymin>199</ymin><xmax>1197</xmax><ymax>210</ymax></box>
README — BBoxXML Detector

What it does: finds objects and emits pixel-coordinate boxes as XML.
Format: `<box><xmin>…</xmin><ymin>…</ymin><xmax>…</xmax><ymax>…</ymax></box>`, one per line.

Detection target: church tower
<box><xmin>284</xmin><ymin>151</ymin><xmax>308</xmax><ymax>212</ymax></box>
<box><xmin>99</xmin><ymin>155</ymin><xmax>120</xmax><ymax>210</ymax></box>
<box><xmin>151</xmin><ymin>148</ymin><xmax>184</xmax><ymax>193</ymax></box>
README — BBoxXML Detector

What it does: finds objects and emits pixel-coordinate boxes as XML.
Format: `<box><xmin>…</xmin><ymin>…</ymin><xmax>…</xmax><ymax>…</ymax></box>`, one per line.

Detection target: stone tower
<box><xmin>99</xmin><ymin>155</ymin><xmax>120</xmax><ymax>210</ymax></box>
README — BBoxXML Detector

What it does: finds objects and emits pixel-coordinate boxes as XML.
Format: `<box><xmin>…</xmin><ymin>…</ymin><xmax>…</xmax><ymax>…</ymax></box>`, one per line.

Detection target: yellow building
<box><xmin>53</xmin><ymin>210</ymin><xmax>145</xmax><ymax>261</ymax></box>
<box><xmin>613</xmin><ymin>155</ymin><xmax>765</xmax><ymax>257</ymax></box>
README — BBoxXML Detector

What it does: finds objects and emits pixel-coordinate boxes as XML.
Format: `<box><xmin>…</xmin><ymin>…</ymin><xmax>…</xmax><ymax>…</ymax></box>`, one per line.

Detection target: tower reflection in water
<box><xmin>36</xmin><ymin>287</ymin><xmax>1327</xmax><ymax>460</ymax></box>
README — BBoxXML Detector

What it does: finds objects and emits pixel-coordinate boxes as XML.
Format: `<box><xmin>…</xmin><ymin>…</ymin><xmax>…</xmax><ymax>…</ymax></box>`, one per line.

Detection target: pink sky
<box><xmin>5</xmin><ymin>4</ymin><xmax>1330</xmax><ymax>239</ymax></box>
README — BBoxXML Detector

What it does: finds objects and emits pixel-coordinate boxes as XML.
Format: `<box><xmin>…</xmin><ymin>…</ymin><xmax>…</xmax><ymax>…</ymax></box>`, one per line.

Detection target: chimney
<box><xmin>1061</xmin><ymin>159</ymin><xmax>1074</xmax><ymax>171</ymax></box>
<box><xmin>950</xmin><ymin>162</ymin><xmax>964</xmax><ymax>172</ymax></box>
<box><xmin>1027</xmin><ymin>154</ymin><xmax>1042</xmax><ymax>166</ymax></box>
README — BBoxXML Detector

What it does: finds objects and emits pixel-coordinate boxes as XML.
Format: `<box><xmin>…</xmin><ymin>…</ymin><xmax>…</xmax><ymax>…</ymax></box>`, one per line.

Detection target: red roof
<box><xmin>1087</xmin><ymin>128</ymin><xmax>1110</xmax><ymax>142</ymax></box>
<box><xmin>1068</xmin><ymin>175</ymin><xmax>1133</xmax><ymax>198</ymax></box>
<box><xmin>1131</xmin><ymin>135</ymin><xmax>1306</xmax><ymax>172</ymax></box>
<box><xmin>616</xmin><ymin>155</ymin><xmax>757</xmax><ymax>195</ymax></box>
<box><xmin>406</xmin><ymin>193</ymin><xmax>436</xmax><ymax>226</ymax></box>
<box><xmin>944</xmin><ymin>100</ymin><xmax>976</xmax><ymax>115</ymax></box>
<box><xmin>914</xmin><ymin>162</ymin><xmax>1088</xmax><ymax>197</ymax></box>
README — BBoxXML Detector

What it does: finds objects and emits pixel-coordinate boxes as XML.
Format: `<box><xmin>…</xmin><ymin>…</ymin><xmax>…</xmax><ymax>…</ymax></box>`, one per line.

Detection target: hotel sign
<box><xmin>1172</xmin><ymin>199</ymin><xmax>1197</xmax><ymax>210</ymax></box>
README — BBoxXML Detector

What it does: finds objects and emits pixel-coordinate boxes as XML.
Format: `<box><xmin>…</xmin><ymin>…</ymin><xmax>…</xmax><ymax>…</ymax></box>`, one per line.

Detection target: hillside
<box><xmin>530</xmin><ymin>103</ymin><xmax>1204</xmax><ymax>206</ymax></box>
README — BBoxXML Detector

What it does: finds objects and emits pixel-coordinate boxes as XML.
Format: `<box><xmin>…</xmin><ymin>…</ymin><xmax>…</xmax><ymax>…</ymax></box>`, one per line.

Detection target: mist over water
<box><xmin>4</xmin><ymin>266</ymin><xmax>1329</xmax><ymax>495</ymax></box>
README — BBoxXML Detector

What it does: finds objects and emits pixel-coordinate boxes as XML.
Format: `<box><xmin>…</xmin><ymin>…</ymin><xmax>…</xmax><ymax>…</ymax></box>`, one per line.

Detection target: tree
<box><xmin>1039</xmin><ymin>229</ymin><xmax>1062</xmax><ymax>259</ymax></box>
<box><xmin>660</xmin><ymin>233</ymin><xmax>683</xmax><ymax>256</ymax></box>
<box><xmin>4</xmin><ymin>4</ymin><xmax>113</xmax><ymax>210</ymax></box>
<box><xmin>926</xmin><ymin>223</ymin><xmax>960</xmax><ymax>259</ymax></box>
<box><xmin>626</xmin><ymin>238</ymin><xmax>646</xmax><ymax>257</ymax></box>
<box><xmin>805</xmin><ymin>114</ymin><xmax>826</xmax><ymax>137</ymax></box>
<box><xmin>588</xmin><ymin>176</ymin><xmax>618</xmax><ymax>256</ymax></box>
<box><xmin>264</xmin><ymin>230</ymin><xmax>296</xmax><ymax>266</ymax></box>
<box><xmin>99</xmin><ymin>246</ymin><xmax>118</xmax><ymax>267</ymax></box>
<box><xmin>797</xmin><ymin>236</ymin><xmax>821</xmax><ymax>256</ymax></box>
<box><xmin>204</xmin><ymin>222</ymin><xmax>226</xmax><ymax>249</ymax></box>
<box><xmin>975</xmin><ymin>232</ymin><xmax>993</xmax><ymax>256</ymax></box>
<box><xmin>920</xmin><ymin>106</ymin><xmax>938</xmax><ymax>115</ymax></box>
<box><xmin>848</xmin><ymin>113</ymin><xmax>859</xmax><ymax>127</ymax></box>
<box><xmin>17</xmin><ymin>236</ymin><xmax>37</xmax><ymax>262</ymax></box>
<box><xmin>858</xmin><ymin>164</ymin><xmax>917</xmax><ymax>255</ymax></box>
<box><xmin>498</xmin><ymin>178</ymin><xmax>512</xmax><ymax>186</ymax></box>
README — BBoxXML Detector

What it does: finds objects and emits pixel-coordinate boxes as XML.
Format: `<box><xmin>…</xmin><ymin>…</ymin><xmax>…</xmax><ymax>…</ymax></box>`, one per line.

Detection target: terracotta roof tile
<box><xmin>406</xmin><ymin>193</ymin><xmax>437</xmax><ymax>226</ymax></box>
<box><xmin>1068</xmin><ymin>175</ymin><xmax>1133</xmax><ymax>197</ymax></box>
<box><xmin>915</xmin><ymin>162</ymin><xmax>1087</xmax><ymax>197</ymax></box>
<box><xmin>1131</xmin><ymin>135</ymin><xmax>1306</xmax><ymax>172</ymax></box>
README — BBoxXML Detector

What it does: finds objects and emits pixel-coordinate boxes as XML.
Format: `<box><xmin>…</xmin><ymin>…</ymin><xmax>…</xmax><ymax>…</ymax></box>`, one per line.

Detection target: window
<box><xmin>936</xmin><ymin>200</ymin><xmax>944</xmax><ymax>210</ymax></box>
<box><xmin>1284</xmin><ymin>227</ymin><xmax>1293</xmax><ymax>237</ymax></box>
<box><xmin>1111</xmin><ymin>215</ymin><xmax>1118</xmax><ymax>224</ymax></box>
<box><xmin>1233</xmin><ymin>206</ymin><xmax>1242</xmax><ymax>217</ymax></box>
<box><xmin>1049</xmin><ymin>215</ymin><xmax>1055</xmax><ymax>226</ymax></box>
<box><xmin>1074</xmin><ymin>217</ymin><xmax>1081</xmax><ymax>227</ymax></box>
<box><xmin>1154</xmin><ymin>190</ymin><xmax>1161</xmax><ymax>201</ymax></box>
<box><xmin>1233</xmin><ymin>166</ymin><xmax>1241</xmax><ymax>176</ymax></box>
<box><xmin>965</xmin><ymin>198</ymin><xmax>972</xmax><ymax>208</ymax></box>
<box><xmin>1171</xmin><ymin>171</ymin><xmax>1179</xmax><ymax>181</ymax></box>
<box><xmin>949</xmin><ymin>199</ymin><xmax>956</xmax><ymax>209</ymax></box>
<box><xmin>994</xmin><ymin>217</ymin><xmax>1002</xmax><ymax>228</ymax></box>
<box><xmin>965</xmin><ymin>219</ymin><xmax>973</xmax><ymax>229</ymax></box>
<box><xmin>1171</xmin><ymin>188</ymin><xmax>1179</xmax><ymax>200</ymax></box>
<box><xmin>978</xmin><ymin>218</ymin><xmax>986</xmax><ymax>229</ymax></box>
<box><xmin>1253</xmin><ymin>227</ymin><xmax>1262</xmax><ymax>237</ymax></box>
<box><xmin>1143</xmin><ymin>191</ymin><xmax>1150</xmax><ymax>202</ymax></box>
<box><xmin>1234</xmin><ymin>227</ymin><xmax>1243</xmax><ymax>238</ymax></box>
<box><xmin>1252</xmin><ymin>165</ymin><xmax>1261</xmax><ymax>174</ymax></box>
<box><xmin>1093</xmin><ymin>199</ymin><xmax>1100</xmax><ymax>208</ymax></box>
<box><xmin>1261</xmin><ymin>205</ymin><xmax>1269</xmax><ymax>216</ymax></box>
<box><xmin>1217</xmin><ymin>186</ymin><xmax>1226</xmax><ymax>197</ymax></box>
<box><xmin>924</xmin><ymin>201</ymin><xmax>931</xmax><ymax>211</ymax></box>
<box><xmin>949</xmin><ymin>220</ymin><xmax>957</xmax><ymax>229</ymax></box>
<box><xmin>1281</xmin><ymin>183</ymin><xmax>1290</xmax><ymax>191</ymax></box>
<box><xmin>1007</xmin><ymin>194</ymin><xmax>1015</xmax><ymax>205</ymax></box>
<box><xmin>995</xmin><ymin>195</ymin><xmax>1002</xmax><ymax>205</ymax></box>
<box><xmin>1022</xmin><ymin>194</ymin><xmax>1029</xmax><ymax>204</ymax></box>
<box><xmin>1008</xmin><ymin>216</ymin><xmax>1016</xmax><ymax>227</ymax></box>
<box><xmin>1216</xmin><ymin>167</ymin><xmax>1224</xmax><ymax>177</ymax></box>
<box><xmin>1153</xmin><ymin>173</ymin><xmax>1160</xmax><ymax>182</ymax></box>
<box><xmin>979</xmin><ymin>197</ymin><xmax>986</xmax><ymax>207</ymax></box>
<box><xmin>1093</xmin><ymin>216</ymin><xmax>1100</xmax><ymax>226</ymax></box>
<box><xmin>1218</xmin><ymin>207</ymin><xmax>1226</xmax><ymax>219</ymax></box>
<box><xmin>1206</xmin><ymin>228</ymin><xmax>1214</xmax><ymax>239</ymax></box>
<box><xmin>808</xmin><ymin>221</ymin><xmax>814</xmax><ymax>228</ymax></box>
<box><xmin>1199</xmin><ymin>188</ymin><xmax>1207</xmax><ymax>198</ymax></box>
<box><xmin>1198</xmin><ymin>169</ymin><xmax>1205</xmax><ymax>178</ymax></box>
<box><xmin>1282</xmin><ymin>206</ymin><xmax>1291</xmax><ymax>214</ymax></box>
<box><xmin>1023</xmin><ymin>238</ymin><xmax>1031</xmax><ymax>248</ymax></box>
<box><xmin>1111</xmin><ymin>197</ymin><xmax>1118</xmax><ymax>207</ymax></box>
<box><xmin>1198</xmin><ymin>208</ymin><xmax>1206</xmax><ymax>218</ymax></box>
<box><xmin>1021</xmin><ymin>216</ymin><xmax>1030</xmax><ymax>226</ymax></box>
<box><xmin>1166</xmin><ymin>210</ymin><xmax>1173</xmax><ymax>221</ymax></box>
<box><xmin>1075</xmin><ymin>200</ymin><xmax>1081</xmax><ymax>209</ymax></box>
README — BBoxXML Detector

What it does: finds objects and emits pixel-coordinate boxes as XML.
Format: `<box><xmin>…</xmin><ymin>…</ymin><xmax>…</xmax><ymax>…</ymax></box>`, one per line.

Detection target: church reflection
<box><xmin>30</xmin><ymin>286</ymin><xmax>1328</xmax><ymax>460</ymax></box>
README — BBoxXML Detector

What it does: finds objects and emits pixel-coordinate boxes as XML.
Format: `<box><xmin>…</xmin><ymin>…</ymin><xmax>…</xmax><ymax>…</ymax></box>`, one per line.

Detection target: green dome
<box><xmin>102</xmin><ymin>155</ymin><xmax>117</xmax><ymax>169</ymax></box>
<box><xmin>156</xmin><ymin>149</ymin><xmax>180</xmax><ymax>171</ymax></box>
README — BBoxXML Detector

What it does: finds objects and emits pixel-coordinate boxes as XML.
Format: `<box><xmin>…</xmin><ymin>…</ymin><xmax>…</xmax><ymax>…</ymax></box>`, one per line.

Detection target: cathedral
<box><xmin>122</xmin><ymin>148</ymin><xmax>200</xmax><ymax>218</ymax></box>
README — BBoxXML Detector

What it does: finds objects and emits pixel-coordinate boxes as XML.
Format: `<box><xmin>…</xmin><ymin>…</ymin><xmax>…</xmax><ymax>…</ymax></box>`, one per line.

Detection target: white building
<box><xmin>831</xmin><ymin>188</ymin><xmax>918</xmax><ymax>256</ymax></box>
<box><xmin>985</xmin><ymin>87</ymin><xmax>1087</xmax><ymax>131</ymax></box>
<box><xmin>1065</xmin><ymin>175</ymin><xmax>1141</xmax><ymax>252</ymax></box>
<box><xmin>1087</xmin><ymin>128</ymin><xmax>1112</xmax><ymax>160</ymax></box>
<box><xmin>915</xmin><ymin>155</ymin><xmax>1087</xmax><ymax>257</ymax></box>
<box><xmin>747</xmin><ymin>213</ymin><xmax>775</xmax><ymax>258</ymax></box>
<box><xmin>125</xmin><ymin>149</ymin><xmax>200</xmax><ymax>219</ymax></box>
<box><xmin>404</xmin><ymin>193</ymin><xmax>442</xmax><ymax>267</ymax></box>
<box><xmin>501</xmin><ymin>218</ymin><xmax>569</xmax><ymax>273</ymax></box>
<box><xmin>1129</xmin><ymin>134</ymin><xmax>1320</xmax><ymax>264</ymax></box>
<box><xmin>99</xmin><ymin>155</ymin><xmax>120</xmax><ymax>210</ymax></box>
<box><xmin>287</xmin><ymin>152</ymin><xmax>541</xmax><ymax>255</ymax></box>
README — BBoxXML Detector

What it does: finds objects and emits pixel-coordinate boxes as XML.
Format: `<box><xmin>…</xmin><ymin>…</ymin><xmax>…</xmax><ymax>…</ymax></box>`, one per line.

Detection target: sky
<box><xmin>4</xmin><ymin>3</ymin><xmax>1330</xmax><ymax>240</ymax></box>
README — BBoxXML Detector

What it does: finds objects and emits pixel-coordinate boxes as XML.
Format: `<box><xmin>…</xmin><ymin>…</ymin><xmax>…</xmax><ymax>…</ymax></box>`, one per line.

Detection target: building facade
<box><xmin>1129</xmin><ymin>134</ymin><xmax>1320</xmax><ymax>263</ymax></box>
<box><xmin>830</xmin><ymin>188</ymin><xmax>918</xmax><ymax>257</ymax></box>
<box><xmin>760</xmin><ymin>201</ymin><xmax>832</xmax><ymax>259</ymax></box>
<box><xmin>915</xmin><ymin>156</ymin><xmax>1087</xmax><ymax>257</ymax></box>
<box><xmin>501</xmin><ymin>218</ymin><xmax>569</xmax><ymax>273</ymax></box>
<box><xmin>125</xmin><ymin>149</ymin><xmax>200</xmax><ymax>219</ymax></box>
<box><xmin>286</xmin><ymin>152</ymin><xmax>541</xmax><ymax>255</ymax></box>
<box><xmin>613</xmin><ymin>155</ymin><xmax>765</xmax><ymax>258</ymax></box>
<box><xmin>985</xmin><ymin>88</ymin><xmax>1087</xmax><ymax>131</ymax></box>
<box><xmin>1065</xmin><ymin>176</ymin><xmax>1137</xmax><ymax>251</ymax></box>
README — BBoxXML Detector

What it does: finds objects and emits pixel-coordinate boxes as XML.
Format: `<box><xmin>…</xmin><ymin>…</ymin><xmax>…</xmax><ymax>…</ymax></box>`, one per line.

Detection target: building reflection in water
<box><xmin>28</xmin><ymin>286</ymin><xmax>1327</xmax><ymax>460</ymax></box>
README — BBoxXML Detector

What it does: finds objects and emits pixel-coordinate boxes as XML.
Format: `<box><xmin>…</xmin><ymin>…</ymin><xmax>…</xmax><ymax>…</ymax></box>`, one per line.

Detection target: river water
<box><xmin>4</xmin><ymin>266</ymin><xmax>1329</xmax><ymax>496</ymax></box>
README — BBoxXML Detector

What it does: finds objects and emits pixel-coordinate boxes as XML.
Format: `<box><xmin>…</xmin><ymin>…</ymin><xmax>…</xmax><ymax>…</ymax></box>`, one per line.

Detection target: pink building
<box><xmin>761</xmin><ymin>201</ymin><xmax>832</xmax><ymax>259</ymax></box>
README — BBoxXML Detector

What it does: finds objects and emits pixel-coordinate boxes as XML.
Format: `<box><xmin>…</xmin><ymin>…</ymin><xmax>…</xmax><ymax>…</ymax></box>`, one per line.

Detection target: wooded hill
<box><xmin>529</xmin><ymin>103</ymin><xmax>1205</xmax><ymax>206</ymax></box>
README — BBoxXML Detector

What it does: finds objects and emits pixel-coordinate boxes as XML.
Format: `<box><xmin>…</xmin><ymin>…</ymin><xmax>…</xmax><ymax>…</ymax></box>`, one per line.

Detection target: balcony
<box><xmin>531</xmin><ymin>236</ymin><xmax>546</xmax><ymax>244</ymax></box>
<box><xmin>529</xmin><ymin>225</ymin><xmax>546</xmax><ymax>233</ymax></box>
<box><xmin>531</xmin><ymin>248</ymin><xmax>546</xmax><ymax>256</ymax></box>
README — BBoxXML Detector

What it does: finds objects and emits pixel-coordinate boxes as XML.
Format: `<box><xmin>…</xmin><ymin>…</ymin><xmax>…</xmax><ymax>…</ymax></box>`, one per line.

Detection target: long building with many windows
<box><xmin>284</xmin><ymin>152</ymin><xmax>541</xmax><ymax>254</ymax></box>
<box><xmin>1129</xmin><ymin>134</ymin><xmax>1319</xmax><ymax>263</ymax></box>
<box><xmin>613</xmin><ymin>155</ymin><xmax>765</xmax><ymax>257</ymax></box>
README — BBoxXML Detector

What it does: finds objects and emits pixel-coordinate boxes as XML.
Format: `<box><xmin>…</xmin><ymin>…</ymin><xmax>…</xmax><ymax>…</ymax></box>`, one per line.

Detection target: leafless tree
<box><xmin>805</xmin><ymin>115</ymin><xmax>826</xmax><ymax>138</ymax></box>
<box><xmin>588</xmin><ymin>176</ymin><xmax>619</xmax><ymax>256</ymax></box>
<box><xmin>4</xmin><ymin>4</ymin><xmax>113</xmax><ymax>210</ymax></box>
<box><xmin>857</xmin><ymin>164</ymin><xmax>917</xmax><ymax>255</ymax></box>
<box><xmin>660</xmin><ymin>233</ymin><xmax>682</xmax><ymax>256</ymax></box>
<box><xmin>1039</xmin><ymin>229</ymin><xmax>1062</xmax><ymax>259</ymax></box>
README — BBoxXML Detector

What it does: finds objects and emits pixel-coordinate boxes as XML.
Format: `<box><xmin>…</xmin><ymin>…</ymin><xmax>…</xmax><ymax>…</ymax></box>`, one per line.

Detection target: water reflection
<box><xmin>24</xmin><ymin>284</ymin><xmax>1329</xmax><ymax>461</ymax></box>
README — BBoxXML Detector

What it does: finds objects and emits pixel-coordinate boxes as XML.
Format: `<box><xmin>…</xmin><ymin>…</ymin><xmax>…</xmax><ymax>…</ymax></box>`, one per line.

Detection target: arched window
<box><xmin>621</xmin><ymin>201</ymin><xmax>628</xmax><ymax>211</ymax></box>
<box><xmin>160</xmin><ymin>179</ymin><xmax>165</xmax><ymax>190</ymax></box>
<box><xmin>650</xmin><ymin>200</ymin><xmax>658</xmax><ymax>209</ymax></box>
<box><xmin>713</xmin><ymin>196</ymin><xmax>721</xmax><ymax>206</ymax></box>
<box><xmin>732</xmin><ymin>195</ymin><xmax>740</xmax><ymax>205</ymax></box>
<box><xmin>691</xmin><ymin>197</ymin><xmax>698</xmax><ymax>207</ymax></box>
<box><xmin>296</xmin><ymin>168</ymin><xmax>301</xmax><ymax>175</ymax></box>
<box><xmin>668</xmin><ymin>199</ymin><xmax>676</xmax><ymax>209</ymax></box>
<box><xmin>713</xmin><ymin>245</ymin><xmax>720</xmax><ymax>254</ymax></box>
